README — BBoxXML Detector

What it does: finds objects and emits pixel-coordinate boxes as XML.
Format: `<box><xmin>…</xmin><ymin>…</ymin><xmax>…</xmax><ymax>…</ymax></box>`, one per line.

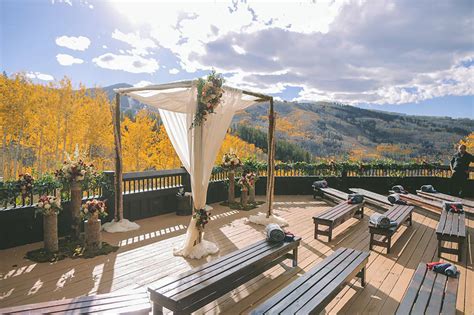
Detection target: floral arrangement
<box><xmin>221</xmin><ymin>152</ymin><xmax>242</xmax><ymax>170</ymax></box>
<box><xmin>191</xmin><ymin>71</ymin><xmax>225</xmax><ymax>128</ymax></box>
<box><xmin>246</xmin><ymin>172</ymin><xmax>258</xmax><ymax>187</ymax></box>
<box><xmin>17</xmin><ymin>173</ymin><xmax>34</xmax><ymax>199</ymax></box>
<box><xmin>237</xmin><ymin>175</ymin><xmax>251</xmax><ymax>191</ymax></box>
<box><xmin>36</xmin><ymin>195</ymin><xmax>62</xmax><ymax>216</ymax></box>
<box><xmin>81</xmin><ymin>199</ymin><xmax>107</xmax><ymax>221</ymax></box>
<box><xmin>193</xmin><ymin>208</ymin><xmax>211</xmax><ymax>231</ymax></box>
<box><xmin>55</xmin><ymin>147</ymin><xmax>96</xmax><ymax>184</ymax></box>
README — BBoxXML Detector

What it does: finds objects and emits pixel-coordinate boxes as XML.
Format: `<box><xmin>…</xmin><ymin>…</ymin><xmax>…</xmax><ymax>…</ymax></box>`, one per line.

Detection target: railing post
<box><xmin>102</xmin><ymin>171</ymin><xmax>116</xmax><ymax>222</ymax></box>
<box><xmin>181</xmin><ymin>167</ymin><xmax>191</xmax><ymax>192</ymax></box>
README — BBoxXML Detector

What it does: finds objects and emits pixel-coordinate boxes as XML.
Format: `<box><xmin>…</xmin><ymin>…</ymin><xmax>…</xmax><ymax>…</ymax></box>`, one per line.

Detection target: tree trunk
<box><xmin>249</xmin><ymin>185</ymin><xmax>256</xmax><ymax>203</ymax></box>
<box><xmin>85</xmin><ymin>218</ymin><xmax>102</xmax><ymax>252</ymax></box>
<box><xmin>228</xmin><ymin>171</ymin><xmax>235</xmax><ymax>204</ymax></box>
<box><xmin>70</xmin><ymin>181</ymin><xmax>82</xmax><ymax>240</ymax></box>
<box><xmin>43</xmin><ymin>213</ymin><xmax>58</xmax><ymax>252</ymax></box>
<box><xmin>1</xmin><ymin>133</ymin><xmax>6</xmax><ymax>178</ymax></box>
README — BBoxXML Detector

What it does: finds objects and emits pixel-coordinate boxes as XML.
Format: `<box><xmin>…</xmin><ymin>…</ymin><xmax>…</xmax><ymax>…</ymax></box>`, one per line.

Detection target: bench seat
<box><xmin>349</xmin><ymin>188</ymin><xmax>393</xmax><ymax>209</ymax></box>
<box><xmin>148</xmin><ymin>238</ymin><xmax>301</xmax><ymax>314</ymax></box>
<box><xmin>313</xmin><ymin>201</ymin><xmax>364</xmax><ymax>242</ymax></box>
<box><xmin>396</xmin><ymin>263</ymin><xmax>459</xmax><ymax>315</ymax></box>
<box><xmin>417</xmin><ymin>190</ymin><xmax>474</xmax><ymax>217</ymax></box>
<box><xmin>369</xmin><ymin>205</ymin><xmax>414</xmax><ymax>254</ymax></box>
<box><xmin>436</xmin><ymin>210</ymin><xmax>466</xmax><ymax>262</ymax></box>
<box><xmin>251</xmin><ymin>247</ymin><xmax>369</xmax><ymax>315</ymax></box>
<box><xmin>314</xmin><ymin>187</ymin><xmax>348</xmax><ymax>203</ymax></box>
<box><xmin>0</xmin><ymin>289</ymin><xmax>151</xmax><ymax>315</ymax></box>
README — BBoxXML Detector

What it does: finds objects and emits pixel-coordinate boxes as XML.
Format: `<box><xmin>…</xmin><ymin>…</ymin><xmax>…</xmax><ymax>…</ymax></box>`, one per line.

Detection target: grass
<box><xmin>25</xmin><ymin>238</ymin><xmax>118</xmax><ymax>263</ymax></box>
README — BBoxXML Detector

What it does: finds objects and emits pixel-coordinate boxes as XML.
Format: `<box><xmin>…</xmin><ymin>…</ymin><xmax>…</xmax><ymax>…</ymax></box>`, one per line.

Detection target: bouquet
<box><xmin>237</xmin><ymin>175</ymin><xmax>251</xmax><ymax>191</ymax></box>
<box><xmin>221</xmin><ymin>152</ymin><xmax>242</xmax><ymax>170</ymax></box>
<box><xmin>194</xmin><ymin>208</ymin><xmax>211</xmax><ymax>231</ymax></box>
<box><xmin>192</xmin><ymin>71</ymin><xmax>225</xmax><ymax>128</ymax></box>
<box><xmin>18</xmin><ymin>173</ymin><xmax>34</xmax><ymax>199</ymax></box>
<box><xmin>36</xmin><ymin>195</ymin><xmax>62</xmax><ymax>216</ymax></box>
<box><xmin>81</xmin><ymin>199</ymin><xmax>107</xmax><ymax>221</ymax></box>
<box><xmin>55</xmin><ymin>147</ymin><xmax>96</xmax><ymax>184</ymax></box>
<box><xmin>246</xmin><ymin>172</ymin><xmax>258</xmax><ymax>186</ymax></box>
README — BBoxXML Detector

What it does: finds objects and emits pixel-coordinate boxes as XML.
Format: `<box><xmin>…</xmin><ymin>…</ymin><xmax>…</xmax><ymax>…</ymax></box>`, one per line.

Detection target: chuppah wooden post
<box><xmin>266</xmin><ymin>97</ymin><xmax>276</xmax><ymax>218</ymax></box>
<box><xmin>113</xmin><ymin>93</ymin><xmax>124</xmax><ymax>222</ymax></box>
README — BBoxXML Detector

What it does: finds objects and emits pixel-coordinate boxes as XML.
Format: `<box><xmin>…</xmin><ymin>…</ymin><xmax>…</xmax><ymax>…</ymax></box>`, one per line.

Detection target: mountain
<box><xmin>98</xmin><ymin>84</ymin><xmax>473</xmax><ymax>162</ymax></box>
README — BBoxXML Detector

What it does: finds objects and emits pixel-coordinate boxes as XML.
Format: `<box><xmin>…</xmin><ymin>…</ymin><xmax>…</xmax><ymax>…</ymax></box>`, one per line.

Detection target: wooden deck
<box><xmin>0</xmin><ymin>195</ymin><xmax>472</xmax><ymax>314</ymax></box>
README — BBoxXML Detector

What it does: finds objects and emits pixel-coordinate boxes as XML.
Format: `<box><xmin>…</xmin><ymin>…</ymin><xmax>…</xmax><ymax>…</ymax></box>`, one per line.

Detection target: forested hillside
<box><xmin>233</xmin><ymin>101</ymin><xmax>473</xmax><ymax>163</ymax></box>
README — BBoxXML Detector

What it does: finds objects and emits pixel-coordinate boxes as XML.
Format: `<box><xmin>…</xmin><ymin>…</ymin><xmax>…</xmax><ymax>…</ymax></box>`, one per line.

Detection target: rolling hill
<box><xmin>100</xmin><ymin>84</ymin><xmax>473</xmax><ymax>163</ymax></box>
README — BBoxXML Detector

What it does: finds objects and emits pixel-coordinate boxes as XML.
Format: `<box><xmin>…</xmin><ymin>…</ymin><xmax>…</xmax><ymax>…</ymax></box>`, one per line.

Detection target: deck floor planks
<box><xmin>0</xmin><ymin>195</ymin><xmax>472</xmax><ymax>314</ymax></box>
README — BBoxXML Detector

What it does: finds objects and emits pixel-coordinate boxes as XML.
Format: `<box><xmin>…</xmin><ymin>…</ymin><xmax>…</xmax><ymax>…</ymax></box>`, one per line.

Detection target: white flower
<box><xmin>38</xmin><ymin>202</ymin><xmax>44</xmax><ymax>207</ymax></box>
<box><xmin>83</xmin><ymin>208</ymin><xmax>88</xmax><ymax>214</ymax></box>
<box><xmin>76</xmin><ymin>175</ymin><xmax>84</xmax><ymax>181</ymax></box>
<box><xmin>44</xmin><ymin>203</ymin><xmax>51</xmax><ymax>209</ymax></box>
<box><xmin>55</xmin><ymin>200</ymin><xmax>61</xmax><ymax>207</ymax></box>
<box><xmin>80</xmin><ymin>169</ymin><xmax>86</xmax><ymax>175</ymax></box>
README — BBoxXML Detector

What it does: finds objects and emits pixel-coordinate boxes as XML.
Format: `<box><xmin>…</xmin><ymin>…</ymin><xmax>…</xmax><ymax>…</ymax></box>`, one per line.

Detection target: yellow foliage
<box><xmin>460</xmin><ymin>132</ymin><xmax>474</xmax><ymax>152</ymax></box>
<box><xmin>276</xmin><ymin>117</ymin><xmax>306</xmax><ymax>137</ymax></box>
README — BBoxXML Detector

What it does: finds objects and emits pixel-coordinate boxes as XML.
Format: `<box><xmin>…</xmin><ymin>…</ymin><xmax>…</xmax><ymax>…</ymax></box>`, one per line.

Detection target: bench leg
<box><xmin>292</xmin><ymin>246</ymin><xmax>298</xmax><ymax>267</ymax></box>
<box><xmin>369</xmin><ymin>232</ymin><xmax>374</xmax><ymax>250</ymax></box>
<box><xmin>357</xmin><ymin>267</ymin><xmax>366</xmax><ymax>287</ymax></box>
<box><xmin>153</xmin><ymin>303</ymin><xmax>163</xmax><ymax>315</ymax></box>
<box><xmin>328</xmin><ymin>225</ymin><xmax>333</xmax><ymax>242</ymax></box>
<box><xmin>458</xmin><ymin>239</ymin><xmax>463</xmax><ymax>262</ymax></box>
<box><xmin>387</xmin><ymin>236</ymin><xmax>392</xmax><ymax>254</ymax></box>
<box><xmin>314</xmin><ymin>223</ymin><xmax>318</xmax><ymax>239</ymax></box>
<box><xmin>408</xmin><ymin>213</ymin><xmax>413</xmax><ymax>226</ymax></box>
<box><xmin>438</xmin><ymin>240</ymin><xmax>442</xmax><ymax>258</ymax></box>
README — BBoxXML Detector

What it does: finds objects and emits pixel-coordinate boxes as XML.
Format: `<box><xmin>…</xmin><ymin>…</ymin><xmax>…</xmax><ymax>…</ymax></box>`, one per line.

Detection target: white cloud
<box><xmin>111</xmin><ymin>0</ymin><xmax>474</xmax><ymax>105</ymax></box>
<box><xmin>112</xmin><ymin>29</ymin><xmax>157</xmax><ymax>56</ymax></box>
<box><xmin>134</xmin><ymin>80</ymin><xmax>153</xmax><ymax>87</ymax></box>
<box><xmin>25</xmin><ymin>71</ymin><xmax>54</xmax><ymax>81</ymax></box>
<box><xmin>55</xmin><ymin>35</ymin><xmax>91</xmax><ymax>51</ymax></box>
<box><xmin>56</xmin><ymin>53</ymin><xmax>84</xmax><ymax>66</ymax></box>
<box><xmin>169</xmin><ymin>68</ymin><xmax>180</xmax><ymax>74</ymax></box>
<box><xmin>92</xmin><ymin>53</ymin><xmax>159</xmax><ymax>73</ymax></box>
<box><xmin>102</xmin><ymin>45</ymin><xmax>107</xmax><ymax>49</ymax></box>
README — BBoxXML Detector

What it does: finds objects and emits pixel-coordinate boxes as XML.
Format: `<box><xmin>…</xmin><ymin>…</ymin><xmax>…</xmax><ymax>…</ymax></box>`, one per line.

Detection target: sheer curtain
<box><xmin>127</xmin><ymin>83</ymin><xmax>256</xmax><ymax>258</ymax></box>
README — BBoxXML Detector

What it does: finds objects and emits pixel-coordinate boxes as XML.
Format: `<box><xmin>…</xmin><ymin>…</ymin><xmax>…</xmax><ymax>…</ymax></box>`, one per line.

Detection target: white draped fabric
<box><xmin>125</xmin><ymin>82</ymin><xmax>258</xmax><ymax>258</ymax></box>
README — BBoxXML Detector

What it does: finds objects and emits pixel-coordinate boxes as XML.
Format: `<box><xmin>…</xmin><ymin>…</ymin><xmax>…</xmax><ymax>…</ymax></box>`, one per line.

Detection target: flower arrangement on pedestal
<box><xmin>192</xmin><ymin>71</ymin><xmax>225</xmax><ymax>128</ymax></box>
<box><xmin>36</xmin><ymin>195</ymin><xmax>62</xmax><ymax>252</ymax></box>
<box><xmin>237</xmin><ymin>175</ymin><xmax>251</xmax><ymax>206</ymax></box>
<box><xmin>17</xmin><ymin>173</ymin><xmax>34</xmax><ymax>203</ymax></box>
<box><xmin>221</xmin><ymin>152</ymin><xmax>242</xmax><ymax>204</ymax></box>
<box><xmin>246</xmin><ymin>172</ymin><xmax>258</xmax><ymax>203</ymax></box>
<box><xmin>81</xmin><ymin>199</ymin><xmax>107</xmax><ymax>252</ymax></box>
<box><xmin>55</xmin><ymin>147</ymin><xmax>97</xmax><ymax>240</ymax></box>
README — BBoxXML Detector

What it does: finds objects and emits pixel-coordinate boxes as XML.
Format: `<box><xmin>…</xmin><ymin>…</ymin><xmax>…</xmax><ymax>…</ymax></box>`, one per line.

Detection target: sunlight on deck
<box><xmin>0</xmin><ymin>195</ymin><xmax>472</xmax><ymax>314</ymax></box>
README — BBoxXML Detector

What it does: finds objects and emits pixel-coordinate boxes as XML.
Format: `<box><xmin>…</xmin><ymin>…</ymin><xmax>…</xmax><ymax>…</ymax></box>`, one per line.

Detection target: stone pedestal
<box><xmin>241</xmin><ymin>189</ymin><xmax>248</xmax><ymax>206</ymax></box>
<box><xmin>85</xmin><ymin>219</ymin><xmax>102</xmax><ymax>252</ymax></box>
<box><xmin>249</xmin><ymin>185</ymin><xmax>256</xmax><ymax>203</ymax></box>
<box><xmin>70</xmin><ymin>182</ymin><xmax>82</xmax><ymax>240</ymax></box>
<box><xmin>43</xmin><ymin>213</ymin><xmax>58</xmax><ymax>252</ymax></box>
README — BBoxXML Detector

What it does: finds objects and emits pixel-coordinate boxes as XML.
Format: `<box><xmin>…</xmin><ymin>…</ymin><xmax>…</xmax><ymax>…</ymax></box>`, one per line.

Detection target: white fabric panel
<box><xmin>124</xmin><ymin>82</ymin><xmax>259</xmax><ymax>258</ymax></box>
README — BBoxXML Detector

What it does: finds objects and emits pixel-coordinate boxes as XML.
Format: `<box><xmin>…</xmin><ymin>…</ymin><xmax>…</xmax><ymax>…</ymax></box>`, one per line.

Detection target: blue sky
<box><xmin>1</xmin><ymin>0</ymin><xmax>473</xmax><ymax>118</ymax></box>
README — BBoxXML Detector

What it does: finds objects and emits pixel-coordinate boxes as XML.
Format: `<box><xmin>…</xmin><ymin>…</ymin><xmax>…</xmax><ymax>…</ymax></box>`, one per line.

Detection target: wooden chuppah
<box><xmin>112</xmin><ymin>81</ymin><xmax>277</xmax><ymax>228</ymax></box>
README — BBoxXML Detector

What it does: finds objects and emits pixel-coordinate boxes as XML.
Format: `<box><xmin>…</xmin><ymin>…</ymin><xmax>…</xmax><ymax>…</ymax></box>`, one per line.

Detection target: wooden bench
<box><xmin>396</xmin><ymin>263</ymin><xmax>459</xmax><ymax>315</ymax></box>
<box><xmin>313</xmin><ymin>201</ymin><xmax>364</xmax><ymax>242</ymax></box>
<box><xmin>0</xmin><ymin>289</ymin><xmax>151</xmax><ymax>314</ymax></box>
<box><xmin>396</xmin><ymin>192</ymin><xmax>442</xmax><ymax>212</ymax></box>
<box><xmin>317</xmin><ymin>187</ymin><xmax>349</xmax><ymax>203</ymax></box>
<box><xmin>369</xmin><ymin>205</ymin><xmax>414</xmax><ymax>254</ymax></box>
<box><xmin>148</xmin><ymin>238</ymin><xmax>301</xmax><ymax>314</ymax></box>
<box><xmin>250</xmin><ymin>247</ymin><xmax>369</xmax><ymax>315</ymax></box>
<box><xmin>349</xmin><ymin>188</ymin><xmax>393</xmax><ymax>209</ymax></box>
<box><xmin>436</xmin><ymin>210</ymin><xmax>466</xmax><ymax>262</ymax></box>
<box><xmin>417</xmin><ymin>190</ymin><xmax>474</xmax><ymax>217</ymax></box>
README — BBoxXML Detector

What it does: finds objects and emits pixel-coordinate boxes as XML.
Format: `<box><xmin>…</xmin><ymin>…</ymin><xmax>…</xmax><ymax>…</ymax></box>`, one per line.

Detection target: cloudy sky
<box><xmin>1</xmin><ymin>0</ymin><xmax>473</xmax><ymax>118</ymax></box>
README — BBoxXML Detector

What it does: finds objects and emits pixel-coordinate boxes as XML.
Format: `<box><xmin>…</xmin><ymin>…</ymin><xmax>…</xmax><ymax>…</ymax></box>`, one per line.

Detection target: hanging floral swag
<box><xmin>191</xmin><ymin>71</ymin><xmax>225</xmax><ymax>128</ymax></box>
<box><xmin>194</xmin><ymin>208</ymin><xmax>211</xmax><ymax>231</ymax></box>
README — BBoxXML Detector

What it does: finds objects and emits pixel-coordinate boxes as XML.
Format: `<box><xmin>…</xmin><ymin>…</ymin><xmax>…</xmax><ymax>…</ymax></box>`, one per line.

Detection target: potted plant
<box><xmin>35</xmin><ymin>195</ymin><xmax>62</xmax><ymax>252</ymax></box>
<box><xmin>81</xmin><ymin>199</ymin><xmax>107</xmax><ymax>252</ymax></box>
<box><xmin>221</xmin><ymin>152</ymin><xmax>242</xmax><ymax>204</ymax></box>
